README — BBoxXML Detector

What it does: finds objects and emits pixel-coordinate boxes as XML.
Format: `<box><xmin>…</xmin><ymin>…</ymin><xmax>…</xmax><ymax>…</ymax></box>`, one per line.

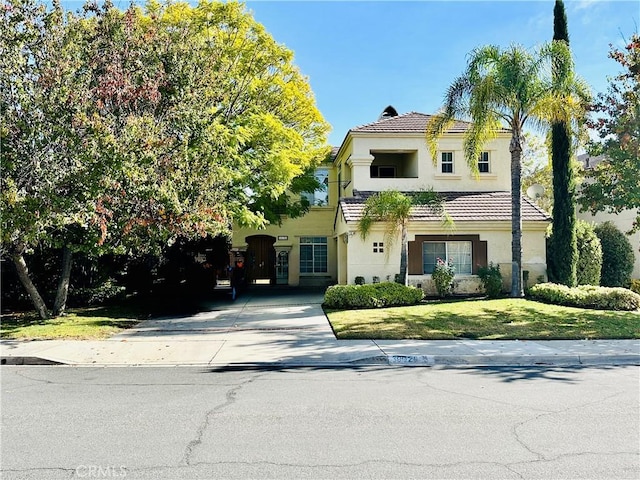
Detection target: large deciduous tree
<box><xmin>427</xmin><ymin>43</ymin><xmax>590</xmax><ymax>297</ymax></box>
<box><xmin>1</xmin><ymin>0</ymin><xmax>98</xmax><ymax>318</ymax></box>
<box><xmin>549</xmin><ymin>0</ymin><xmax>578</xmax><ymax>287</ymax></box>
<box><xmin>579</xmin><ymin>34</ymin><xmax>640</xmax><ymax>235</ymax></box>
<box><xmin>0</xmin><ymin>0</ymin><xmax>329</xmax><ymax>318</ymax></box>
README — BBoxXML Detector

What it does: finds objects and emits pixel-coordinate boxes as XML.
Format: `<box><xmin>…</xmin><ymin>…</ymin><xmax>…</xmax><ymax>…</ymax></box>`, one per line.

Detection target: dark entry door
<box><xmin>246</xmin><ymin>235</ymin><xmax>276</xmax><ymax>284</ymax></box>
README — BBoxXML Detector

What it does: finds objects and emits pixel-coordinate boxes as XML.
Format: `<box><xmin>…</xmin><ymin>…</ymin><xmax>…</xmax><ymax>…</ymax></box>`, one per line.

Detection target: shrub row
<box><xmin>528</xmin><ymin>283</ymin><xmax>640</xmax><ymax>311</ymax></box>
<box><xmin>323</xmin><ymin>282</ymin><xmax>424</xmax><ymax>309</ymax></box>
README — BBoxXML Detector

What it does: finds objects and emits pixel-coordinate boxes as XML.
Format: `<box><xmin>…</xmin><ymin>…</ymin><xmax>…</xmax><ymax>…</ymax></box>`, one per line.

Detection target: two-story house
<box><xmin>231</xmin><ymin>107</ymin><xmax>550</xmax><ymax>294</ymax></box>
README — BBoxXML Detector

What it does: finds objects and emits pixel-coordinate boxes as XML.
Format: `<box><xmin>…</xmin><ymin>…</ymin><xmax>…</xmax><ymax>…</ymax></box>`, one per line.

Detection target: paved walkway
<box><xmin>2</xmin><ymin>290</ymin><xmax>639</xmax><ymax>367</ymax></box>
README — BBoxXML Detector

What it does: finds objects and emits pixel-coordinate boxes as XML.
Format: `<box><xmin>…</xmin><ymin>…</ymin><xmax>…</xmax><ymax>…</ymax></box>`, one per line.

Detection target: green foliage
<box><xmin>579</xmin><ymin>34</ymin><xmax>640</xmax><ymax>233</ymax></box>
<box><xmin>595</xmin><ymin>222</ymin><xmax>634</xmax><ymax>287</ymax></box>
<box><xmin>631</xmin><ymin>280</ymin><xmax>640</xmax><ymax>295</ymax></box>
<box><xmin>323</xmin><ymin>282</ymin><xmax>424</xmax><ymax>310</ymax></box>
<box><xmin>1</xmin><ymin>0</ymin><xmax>328</xmax><ymax>317</ymax></box>
<box><xmin>575</xmin><ymin>220</ymin><xmax>602</xmax><ymax>285</ymax></box>
<box><xmin>432</xmin><ymin>258</ymin><xmax>455</xmax><ymax>297</ymax></box>
<box><xmin>477</xmin><ymin>262</ymin><xmax>503</xmax><ymax>298</ymax></box>
<box><xmin>529</xmin><ymin>283</ymin><xmax>640</xmax><ymax>311</ymax></box>
<box><xmin>550</xmin><ymin>0</ymin><xmax>578</xmax><ymax>288</ymax></box>
<box><xmin>426</xmin><ymin>41</ymin><xmax>590</xmax><ymax>298</ymax></box>
<box><xmin>70</xmin><ymin>279</ymin><xmax>126</xmax><ymax>306</ymax></box>
<box><xmin>548</xmin><ymin>220</ymin><xmax>602</xmax><ymax>286</ymax></box>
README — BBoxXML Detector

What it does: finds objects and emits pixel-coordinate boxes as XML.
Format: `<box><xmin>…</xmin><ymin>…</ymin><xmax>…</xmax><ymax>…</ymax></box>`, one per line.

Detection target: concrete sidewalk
<box><xmin>2</xmin><ymin>291</ymin><xmax>639</xmax><ymax>367</ymax></box>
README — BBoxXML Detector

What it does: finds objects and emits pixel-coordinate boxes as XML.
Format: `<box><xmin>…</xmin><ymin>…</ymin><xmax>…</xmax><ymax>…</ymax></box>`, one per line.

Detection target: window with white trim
<box><xmin>478</xmin><ymin>152</ymin><xmax>490</xmax><ymax>173</ymax></box>
<box><xmin>441</xmin><ymin>152</ymin><xmax>454</xmax><ymax>173</ymax></box>
<box><xmin>300</xmin><ymin>237</ymin><xmax>328</xmax><ymax>273</ymax></box>
<box><xmin>422</xmin><ymin>241</ymin><xmax>472</xmax><ymax>274</ymax></box>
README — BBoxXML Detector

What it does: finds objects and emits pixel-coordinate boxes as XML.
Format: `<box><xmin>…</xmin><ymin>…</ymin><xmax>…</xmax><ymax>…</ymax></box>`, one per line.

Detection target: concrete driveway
<box><xmin>101</xmin><ymin>289</ymin><xmax>383</xmax><ymax>365</ymax></box>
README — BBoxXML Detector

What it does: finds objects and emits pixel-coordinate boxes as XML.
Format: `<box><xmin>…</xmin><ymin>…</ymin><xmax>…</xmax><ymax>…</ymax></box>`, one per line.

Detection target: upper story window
<box><xmin>370</xmin><ymin>165</ymin><xmax>396</xmax><ymax>178</ymax></box>
<box><xmin>441</xmin><ymin>152</ymin><xmax>454</xmax><ymax>173</ymax></box>
<box><xmin>302</xmin><ymin>168</ymin><xmax>328</xmax><ymax>206</ymax></box>
<box><xmin>478</xmin><ymin>152</ymin><xmax>490</xmax><ymax>173</ymax></box>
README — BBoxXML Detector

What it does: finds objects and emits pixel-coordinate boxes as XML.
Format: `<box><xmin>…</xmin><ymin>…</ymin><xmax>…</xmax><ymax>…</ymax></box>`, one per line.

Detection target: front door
<box><xmin>245</xmin><ymin>235</ymin><xmax>276</xmax><ymax>284</ymax></box>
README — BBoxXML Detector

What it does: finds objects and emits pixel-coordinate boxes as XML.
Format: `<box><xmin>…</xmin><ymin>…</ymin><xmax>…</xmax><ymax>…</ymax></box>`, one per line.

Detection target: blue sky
<box><xmin>60</xmin><ymin>0</ymin><xmax>639</xmax><ymax>146</ymax></box>
<box><xmin>241</xmin><ymin>0</ymin><xmax>639</xmax><ymax>145</ymax></box>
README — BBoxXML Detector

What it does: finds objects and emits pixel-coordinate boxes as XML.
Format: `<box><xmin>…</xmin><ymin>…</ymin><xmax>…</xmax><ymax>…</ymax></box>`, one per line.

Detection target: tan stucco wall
<box><xmin>577</xmin><ymin>208</ymin><xmax>640</xmax><ymax>279</ymax></box>
<box><xmin>232</xmin><ymin>207</ymin><xmax>338</xmax><ymax>286</ymax></box>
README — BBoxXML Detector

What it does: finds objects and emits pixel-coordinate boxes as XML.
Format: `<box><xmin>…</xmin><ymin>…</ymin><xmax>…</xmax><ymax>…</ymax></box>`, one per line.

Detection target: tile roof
<box><xmin>340</xmin><ymin>191</ymin><xmax>551</xmax><ymax>223</ymax></box>
<box><xmin>350</xmin><ymin>112</ymin><xmax>507</xmax><ymax>134</ymax></box>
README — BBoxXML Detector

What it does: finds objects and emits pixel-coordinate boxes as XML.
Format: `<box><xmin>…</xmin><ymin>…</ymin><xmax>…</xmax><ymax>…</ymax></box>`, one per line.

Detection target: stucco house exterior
<box><xmin>577</xmin><ymin>154</ymin><xmax>640</xmax><ymax>279</ymax></box>
<box><xmin>232</xmin><ymin>108</ymin><xmax>550</xmax><ymax>294</ymax></box>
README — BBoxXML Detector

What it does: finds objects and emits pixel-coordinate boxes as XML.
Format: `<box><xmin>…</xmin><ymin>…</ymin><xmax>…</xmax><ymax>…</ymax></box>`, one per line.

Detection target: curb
<box><xmin>3</xmin><ymin>354</ymin><xmax>638</xmax><ymax>368</ymax></box>
<box><xmin>381</xmin><ymin>354</ymin><xmax>640</xmax><ymax>367</ymax></box>
<box><xmin>1</xmin><ymin>356</ymin><xmax>64</xmax><ymax>366</ymax></box>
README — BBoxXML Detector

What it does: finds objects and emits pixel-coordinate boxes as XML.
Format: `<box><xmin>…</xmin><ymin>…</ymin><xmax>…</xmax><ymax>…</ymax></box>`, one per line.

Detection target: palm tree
<box><xmin>358</xmin><ymin>189</ymin><xmax>446</xmax><ymax>286</ymax></box>
<box><xmin>426</xmin><ymin>43</ymin><xmax>589</xmax><ymax>297</ymax></box>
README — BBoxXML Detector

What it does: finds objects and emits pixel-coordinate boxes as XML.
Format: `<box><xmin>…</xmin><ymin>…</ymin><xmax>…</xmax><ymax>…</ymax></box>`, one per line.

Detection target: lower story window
<box><xmin>423</xmin><ymin>241</ymin><xmax>472</xmax><ymax>274</ymax></box>
<box><xmin>300</xmin><ymin>237</ymin><xmax>327</xmax><ymax>273</ymax></box>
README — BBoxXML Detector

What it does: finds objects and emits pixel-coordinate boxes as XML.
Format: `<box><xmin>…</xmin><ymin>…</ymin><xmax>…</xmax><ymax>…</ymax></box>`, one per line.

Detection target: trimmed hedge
<box><xmin>575</xmin><ymin>220</ymin><xmax>602</xmax><ymax>286</ymax></box>
<box><xmin>595</xmin><ymin>222</ymin><xmax>634</xmax><ymax>288</ymax></box>
<box><xmin>529</xmin><ymin>282</ymin><xmax>640</xmax><ymax>311</ymax></box>
<box><xmin>323</xmin><ymin>282</ymin><xmax>424</xmax><ymax>309</ymax></box>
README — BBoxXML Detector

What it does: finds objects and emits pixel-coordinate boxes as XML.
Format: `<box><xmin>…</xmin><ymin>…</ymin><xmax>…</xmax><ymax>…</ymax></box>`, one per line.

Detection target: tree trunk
<box><xmin>53</xmin><ymin>246</ymin><xmax>73</xmax><ymax>316</ymax></box>
<box><xmin>510</xmin><ymin>134</ymin><xmax>524</xmax><ymax>298</ymax></box>
<box><xmin>399</xmin><ymin>221</ymin><xmax>408</xmax><ymax>285</ymax></box>
<box><xmin>10</xmin><ymin>250</ymin><xmax>50</xmax><ymax>320</ymax></box>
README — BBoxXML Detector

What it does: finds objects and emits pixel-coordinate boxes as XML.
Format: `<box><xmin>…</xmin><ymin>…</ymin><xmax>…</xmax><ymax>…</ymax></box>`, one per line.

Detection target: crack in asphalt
<box><xmin>181</xmin><ymin>372</ymin><xmax>265</xmax><ymax>466</ymax></box>
<box><xmin>510</xmin><ymin>390</ymin><xmax>629</xmax><ymax>462</ymax></box>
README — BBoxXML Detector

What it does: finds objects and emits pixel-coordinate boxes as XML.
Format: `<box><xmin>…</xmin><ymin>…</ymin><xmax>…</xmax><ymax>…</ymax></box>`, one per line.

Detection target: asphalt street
<box><xmin>1</xmin><ymin>365</ymin><xmax>639</xmax><ymax>479</ymax></box>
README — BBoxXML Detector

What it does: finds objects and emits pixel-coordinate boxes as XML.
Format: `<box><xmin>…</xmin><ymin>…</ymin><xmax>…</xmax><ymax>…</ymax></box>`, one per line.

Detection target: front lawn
<box><xmin>326</xmin><ymin>298</ymin><xmax>640</xmax><ymax>340</ymax></box>
<box><xmin>0</xmin><ymin>305</ymin><xmax>143</xmax><ymax>340</ymax></box>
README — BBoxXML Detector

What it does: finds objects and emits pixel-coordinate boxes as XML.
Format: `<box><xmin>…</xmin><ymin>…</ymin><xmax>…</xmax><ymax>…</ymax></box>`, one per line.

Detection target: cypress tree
<box><xmin>549</xmin><ymin>0</ymin><xmax>577</xmax><ymax>286</ymax></box>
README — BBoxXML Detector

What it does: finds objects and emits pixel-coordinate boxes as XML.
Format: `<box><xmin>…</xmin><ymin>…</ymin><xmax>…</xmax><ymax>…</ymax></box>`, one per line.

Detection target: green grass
<box><xmin>326</xmin><ymin>298</ymin><xmax>640</xmax><ymax>340</ymax></box>
<box><xmin>0</xmin><ymin>305</ymin><xmax>144</xmax><ymax>340</ymax></box>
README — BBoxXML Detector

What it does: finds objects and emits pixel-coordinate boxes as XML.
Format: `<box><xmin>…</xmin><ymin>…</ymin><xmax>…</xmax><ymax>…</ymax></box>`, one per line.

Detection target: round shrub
<box><xmin>432</xmin><ymin>258</ymin><xmax>455</xmax><ymax>297</ymax></box>
<box><xmin>575</xmin><ymin>220</ymin><xmax>602</xmax><ymax>286</ymax></box>
<box><xmin>594</xmin><ymin>222</ymin><xmax>634</xmax><ymax>288</ymax></box>
<box><xmin>529</xmin><ymin>282</ymin><xmax>640</xmax><ymax>311</ymax></box>
<box><xmin>323</xmin><ymin>282</ymin><xmax>423</xmax><ymax>309</ymax></box>
<box><xmin>477</xmin><ymin>262</ymin><xmax>503</xmax><ymax>298</ymax></box>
